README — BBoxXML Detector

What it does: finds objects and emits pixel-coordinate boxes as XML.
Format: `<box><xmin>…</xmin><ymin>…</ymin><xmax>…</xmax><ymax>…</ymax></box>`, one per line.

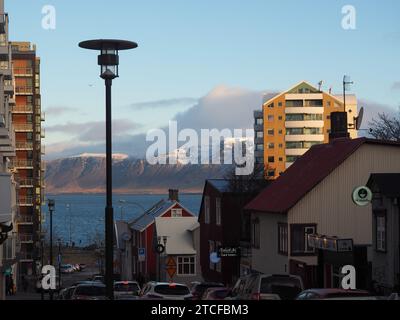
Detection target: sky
<box><xmin>5</xmin><ymin>0</ymin><xmax>400</xmax><ymax>159</ymax></box>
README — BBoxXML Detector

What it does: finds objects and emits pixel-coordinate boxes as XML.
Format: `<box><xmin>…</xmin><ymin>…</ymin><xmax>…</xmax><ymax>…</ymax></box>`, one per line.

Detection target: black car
<box><xmin>190</xmin><ymin>282</ymin><xmax>225</xmax><ymax>300</ymax></box>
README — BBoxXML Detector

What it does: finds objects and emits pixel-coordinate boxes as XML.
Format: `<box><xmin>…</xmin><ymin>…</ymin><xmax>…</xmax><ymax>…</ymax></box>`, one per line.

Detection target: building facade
<box><xmin>254</xmin><ymin>81</ymin><xmax>357</xmax><ymax>178</ymax></box>
<box><xmin>245</xmin><ymin>138</ymin><xmax>400</xmax><ymax>289</ymax></box>
<box><xmin>10</xmin><ymin>42</ymin><xmax>44</xmax><ymax>277</ymax></box>
<box><xmin>0</xmin><ymin>0</ymin><xmax>18</xmax><ymax>299</ymax></box>
<box><xmin>368</xmin><ymin>173</ymin><xmax>400</xmax><ymax>295</ymax></box>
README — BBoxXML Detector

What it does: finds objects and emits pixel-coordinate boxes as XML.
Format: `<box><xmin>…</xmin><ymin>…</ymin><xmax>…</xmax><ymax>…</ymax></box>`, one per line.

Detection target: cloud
<box><xmin>359</xmin><ymin>99</ymin><xmax>398</xmax><ymax>127</ymax></box>
<box><xmin>128</xmin><ymin>98</ymin><xmax>198</xmax><ymax>110</ymax></box>
<box><xmin>44</xmin><ymin>106</ymin><xmax>78</xmax><ymax>116</ymax></box>
<box><xmin>391</xmin><ymin>82</ymin><xmax>400</xmax><ymax>91</ymax></box>
<box><xmin>46</xmin><ymin>119</ymin><xmax>142</xmax><ymax>142</ymax></box>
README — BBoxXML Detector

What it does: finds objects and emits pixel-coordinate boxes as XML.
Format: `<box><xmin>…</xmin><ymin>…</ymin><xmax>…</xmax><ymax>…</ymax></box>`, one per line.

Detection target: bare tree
<box><xmin>224</xmin><ymin>163</ymin><xmax>271</xmax><ymax>194</ymax></box>
<box><xmin>369</xmin><ymin>112</ymin><xmax>400</xmax><ymax>141</ymax></box>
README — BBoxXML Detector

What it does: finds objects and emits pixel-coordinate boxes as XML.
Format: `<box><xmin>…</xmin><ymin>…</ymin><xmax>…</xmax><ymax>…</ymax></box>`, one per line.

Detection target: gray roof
<box><xmin>129</xmin><ymin>199</ymin><xmax>176</xmax><ymax>232</ymax></box>
<box><xmin>368</xmin><ymin>173</ymin><xmax>400</xmax><ymax>197</ymax></box>
<box><xmin>208</xmin><ymin>179</ymin><xmax>232</xmax><ymax>193</ymax></box>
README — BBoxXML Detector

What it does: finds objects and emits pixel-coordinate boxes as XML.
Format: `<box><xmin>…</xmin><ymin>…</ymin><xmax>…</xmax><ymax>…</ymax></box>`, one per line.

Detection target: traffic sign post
<box><xmin>166</xmin><ymin>256</ymin><xmax>177</xmax><ymax>281</ymax></box>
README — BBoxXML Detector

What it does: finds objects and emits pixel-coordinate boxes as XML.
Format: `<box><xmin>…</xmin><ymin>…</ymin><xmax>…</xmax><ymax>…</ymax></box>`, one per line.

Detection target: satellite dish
<box><xmin>122</xmin><ymin>232</ymin><xmax>131</xmax><ymax>241</ymax></box>
<box><xmin>355</xmin><ymin>107</ymin><xmax>364</xmax><ymax>130</ymax></box>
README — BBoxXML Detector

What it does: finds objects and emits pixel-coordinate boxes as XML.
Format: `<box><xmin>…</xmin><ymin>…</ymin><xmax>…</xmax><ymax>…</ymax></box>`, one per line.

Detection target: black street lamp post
<box><xmin>79</xmin><ymin>39</ymin><xmax>138</xmax><ymax>300</ymax></box>
<box><xmin>47</xmin><ymin>199</ymin><xmax>55</xmax><ymax>300</ymax></box>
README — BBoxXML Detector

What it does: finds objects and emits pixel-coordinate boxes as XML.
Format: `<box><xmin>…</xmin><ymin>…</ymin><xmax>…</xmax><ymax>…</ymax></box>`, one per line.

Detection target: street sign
<box><xmin>166</xmin><ymin>256</ymin><xmax>177</xmax><ymax>279</ymax></box>
<box><xmin>337</xmin><ymin>239</ymin><xmax>353</xmax><ymax>252</ymax></box>
<box><xmin>138</xmin><ymin>248</ymin><xmax>146</xmax><ymax>262</ymax></box>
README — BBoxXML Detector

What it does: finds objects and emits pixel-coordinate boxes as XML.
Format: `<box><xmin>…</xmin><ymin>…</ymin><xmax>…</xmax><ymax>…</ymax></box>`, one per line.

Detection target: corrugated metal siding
<box><xmin>288</xmin><ymin>144</ymin><xmax>400</xmax><ymax>245</ymax></box>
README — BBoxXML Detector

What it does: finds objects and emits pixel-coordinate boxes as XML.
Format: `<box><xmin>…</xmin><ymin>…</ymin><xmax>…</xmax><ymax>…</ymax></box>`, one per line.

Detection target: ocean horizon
<box><xmin>42</xmin><ymin>193</ymin><xmax>202</xmax><ymax>247</ymax></box>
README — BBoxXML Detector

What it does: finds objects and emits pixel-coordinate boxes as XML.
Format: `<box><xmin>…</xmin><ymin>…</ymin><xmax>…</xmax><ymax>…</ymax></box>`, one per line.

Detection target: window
<box><xmin>177</xmin><ymin>256</ymin><xmax>196</xmax><ymax>275</ymax></box>
<box><xmin>278</xmin><ymin>224</ymin><xmax>288</xmax><ymax>255</ymax></box>
<box><xmin>278</xmin><ymin>102</ymin><xmax>283</xmax><ymax>107</ymax></box>
<box><xmin>216</xmin><ymin>241</ymin><xmax>222</xmax><ymax>273</ymax></box>
<box><xmin>327</xmin><ymin>101</ymin><xmax>331</xmax><ymax>107</ymax></box>
<box><xmin>171</xmin><ymin>208</ymin><xmax>183</xmax><ymax>217</ymax></box>
<box><xmin>209</xmin><ymin>241</ymin><xmax>215</xmax><ymax>270</ymax></box>
<box><xmin>291</xmin><ymin>224</ymin><xmax>316</xmax><ymax>255</ymax></box>
<box><xmin>278</xmin><ymin>130</ymin><xmax>283</xmax><ymax>135</ymax></box>
<box><xmin>286</xmin><ymin>100</ymin><xmax>303</xmax><ymax>107</ymax></box>
<box><xmin>26</xmin><ymin>132</ymin><xmax>33</xmax><ymax>141</ymax></box>
<box><xmin>375</xmin><ymin>211</ymin><xmax>386</xmax><ymax>252</ymax></box>
<box><xmin>267</xmin><ymin>129</ymin><xmax>274</xmax><ymax>136</ymax></box>
<box><xmin>251</xmin><ymin>219</ymin><xmax>260</xmax><ymax>249</ymax></box>
<box><xmin>278</xmin><ymin>116</ymin><xmax>283</xmax><ymax>120</ymax></box>
<box><xmin>267</xmin><ymin>170</ymin><xmax>275</xmax><ymax>178</ymax></box>
<box><xmin>256</xmin><ymin>118</ymin><xmax>263</xmax><ymax>125</ymax></box>
<box><xmin>268</xmin><ymin>115</ymin><xmax>274</xmax><ymax>122</ymax></box>
<box><xmin>268</xmin><ymin>143</ymin><xmax>275</xmax><ymax>149</ymax></box>
<box><xmin>268</xmin><ymin>156</ymin><xmax>275</xmax><ymax>163</ymax></box>
<box><xmin>256</xmin><ymin>144</ymin><xmax>264</xmax><ymax>151</ymax></box>
<box><xmin>278</xmin><ymin>144</ymin><xmax>283</xmax><ymax>148</ymax></box>
<box><xmin>279</xmin><ymin>157</ymin><xmax>283</xmax><ymax>162</ymax></box>
<box><xmin>286</xmin><ymin>155</ymin><xmax>300</xmax><ymax>163</ymax></box>
<box><xmin>256</xmin><ymin>131</ymin><xmax>264</xmax><ymax>138</ymax></box>
<box><xmin>204</xmin><ymin>196</ymin><xmax>210</xmax><ymax>224</ymax></box>
<box><xmin>268</xmin><ymin>103</ymin><xmax>274</xmax><ymax>108</ymax></box>
<box><xmin>216</xmin><ymin>198</ymin><xmax>221</xmax><ymax>226</ymax></box>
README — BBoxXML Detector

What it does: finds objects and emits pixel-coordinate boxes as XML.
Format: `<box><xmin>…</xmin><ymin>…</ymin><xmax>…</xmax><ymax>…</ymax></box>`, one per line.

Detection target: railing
<box><xmin>19</xmin><ymin>179</ymin><xmax>34</xmax><ymax>187</ymax></box>
<box><xmin>18</xmin><ymin>196</ymin><xmax>34</xmax><ymax>206</ymax></box>
<box><xmin>15</xmin><ymin>142</ymin><xmax>34</xmax><ymax>150</ymax></box>
<box><xmin>41</xmin><ymin>162</ymin><xmax>46</xmax><ymax>171</ymax></box>
<box><xmin>12</xmin><ymin>105</ymin><xmax>33</xmax><ymax>113</ymax></box>
<box><xmin>15</xmin><ymin>86</ymin><xmax>33</xmax><ymax>94</ymax></box>
<box><xmin>41</xmin><ymin>145</ymin><xmax>45</xmax><ymax>155</ymax></box>
<box><xmin>19</xmin><ymin>234</ymin><xmax>34</xmax><ymax>243</ymax></box>
<box><xmin>13</xmin><ymin>67</ymin><xmax>33</xmax><ymax>76</ymax></box>
<box><xmin>10</xmin><ymin>160</ymin><xmax>34</xmax><ymax>168</ymax></box>
<box><xmin>17</xmin><ymin>215</ymin><xmax>34</xmax><ymax>224</ymax></box>
<box><xmin>13</xmin><ymin>124</ymin><xmax>33</xmax><ymax>131</ymax></box>
<box><xmin>41</xmin><ymin>112</ymin><xmax>45</xmax><ymax>121</ymax></box>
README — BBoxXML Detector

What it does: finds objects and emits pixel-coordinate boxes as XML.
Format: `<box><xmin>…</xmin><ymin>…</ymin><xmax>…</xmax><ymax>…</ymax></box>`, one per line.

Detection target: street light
<box><xmin>47</xmin><ymin>199</ymin><xmax>55</xmax><ymax>300</ymax></box>
<box><xmin>79</xmin><ymin>39</ymin><xmax>138</xmax><ymax>300</ymax></box>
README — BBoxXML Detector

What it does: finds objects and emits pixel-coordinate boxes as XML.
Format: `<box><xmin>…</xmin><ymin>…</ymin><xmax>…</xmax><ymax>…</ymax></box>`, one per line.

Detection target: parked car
<box><xmin>114</xmin><ymin>281</ymin><xmax>141</xmax><ymax>298</ymax></box>
<box><xmin>202</xmin><ymin>287</ymin><xmax>231</xmax><ymax>300</ymax></box>
<box><xmin>58</xmin><ymin>286</ymin><xmax>76</xmax><ymax>300</ymax></box>
<box><xmin>92</xmin><ymin>275</ymin><xmax>105</xmax><ymax>283</ymax></box>
<box><xmin>71</xmin><ymin>283</ymin><xmax>107</xmax><ymax>300</ymax></box>
<box><xmin>140</xmin><ymin>282</ymin><xmax>192</xmax><ymax>300</ymax></box>
<box><xmin>296</xmin><ymin>289</ymin><xmax>373</xmax><ymax>300</ymax></box>
<box><xmin>61</xmin><ymin>264</ymin><xmax>75</xmax><ymax>274</ymax></box>
<box><xmin>189</xmin><ymin>282</ymin><xmax>225</xmax><ymax>300</ymax></box>
<box><xmin>229</xmin><ymin>274</ymin><xmax>304</xmax><ymax>300</ymax></box>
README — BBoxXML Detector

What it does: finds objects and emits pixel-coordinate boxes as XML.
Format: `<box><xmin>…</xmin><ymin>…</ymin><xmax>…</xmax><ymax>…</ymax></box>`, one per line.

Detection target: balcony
<box><xmin>17</xmin><ymin>215</ymin><xmax>34</xmax><ymax>225</ymax></box>
<box><xmin>41</xmin><ymin>112</ymin><xmax>45</xmax><ymax>122</ymax></box>
<box><xmin>41</xmin><ymin>162</ymin><xmax>46</xmax><ymax>171</ymax></box>
<box><xmin>12</xmin><ymin>105</ymin><xmax>33</xmax><ymax>113</ymax></box>
<box><xmin>18</xmin><ymin>196</ymin><xmax>34</xmax><ymax>206</ymax></box>
<box><xmin>285</xmin><ymin>134</ymin><xmax>325</xmax><ymax>142</ymax></box>
<box><xmin>254</xmin><ymin>124</ymin><xmax>263</xmax><ymax>131</ymax></box>
<box><xmin>14</xmin><ymin>124</ymin><xmax>33</xmax><ymax>132</ymax></box>
<box><xmin>19</xmin><ymin>234</ymin><xmax>34</xmax><ymax>243</ymax></box>
<box><xmin>15</xmin><ymin>142</ymin><xmax>34</xmax><ymax>150</ymax></box>
<box><xmin>13</xmin><ymin>67</ymin><xmax>33</xmax><ymax>77</ymax></box>
<box><xmin>15</xmin><ymin>86</ymin><xmax>33</xmax><ymax>95</ymax></box>
<box><xmin>10</xmin><ymin>160</ymin><xmax>34</xmax><ymax>169</ymax></box>
<box><xmin>19</xmin><ymin>179</ymin><xmax>34</xmax><ymax>188</ymax></box>
<box><xmin>254</xmin><ymin>137</ymin><xmax>263</xmax><ymax>144</ymax></box>
<box><xmin>254</xmin><ymin>110</ymin><xmax>263</xmax><ymax>119</ymax></box>
<box><xmin>41</xmin><ymin>145</ymin><xmax>45</xmax><ymax>155</ymax></box>
<box><xmin>41</xmin><ymin>128</ymin><xmax>45</xmax><ymax>138</ymax></box>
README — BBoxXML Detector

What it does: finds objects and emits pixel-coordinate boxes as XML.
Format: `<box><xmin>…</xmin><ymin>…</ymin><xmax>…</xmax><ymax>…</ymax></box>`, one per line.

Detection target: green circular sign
<box><xmin>352</xmin><ymin>186</ymin><xmax>372</xmax><ymax>206</ymax></box>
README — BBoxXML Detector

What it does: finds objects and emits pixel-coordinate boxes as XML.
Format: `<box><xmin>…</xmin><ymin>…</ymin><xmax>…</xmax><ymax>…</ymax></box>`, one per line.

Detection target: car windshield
<box><xmin>115</xmin><ymin>283</ymin><xmax>139</xmax><ymax>293</ymax></box>
<box><xmin>260</xmin><ymin>277</ymin><xmax>302</xmax><ymax>300</ymax></box>
<box><xmin>213</xmin><ymin>289</ymin><xmax>230</xmax><ymax>299</ymax></box>
<box><xmin>75</xmin><ymin>285</ymin><xmax>106</xmax><ymax>296</ymax></box>
<box><xmin>154</xmin><ymin>285</ymin><xmax>190</xmax><ymax>296</ymax></box>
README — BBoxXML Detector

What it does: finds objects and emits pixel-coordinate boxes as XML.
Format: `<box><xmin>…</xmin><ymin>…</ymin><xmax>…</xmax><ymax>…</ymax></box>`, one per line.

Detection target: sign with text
<box><xmin>138</xmin><ymin>248</ymin><xmax>146</xmax><ymax>262</ymax></box>
<box><xmin>218</xmin><ymin>247</ymin><xmax>240</xmax><ymax>257</ymax></box>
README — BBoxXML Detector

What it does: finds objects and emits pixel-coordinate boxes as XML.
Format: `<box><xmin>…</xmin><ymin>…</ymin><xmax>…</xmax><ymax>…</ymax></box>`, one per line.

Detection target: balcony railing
<box><xmin>17</xmin><ymin>215</ymin><xmax>34</xmax><ymax>224</ymax></box>
<box><xmin>19</xmin><ymin>179</ymin><xmax>34</xmax><ymax>187</ymax></box>
<box><xmin>15</xmin><ymin>142</ymin><xmax>34</xmax><ymax>150</ymax></box>
<box><xmin>14</xmin><ymin>124</ymin><xmax>33</xmax><ymax>132</ymax></box>
<box><xmin>15</xmin><ymin>86</ymin><xmax>33</xmax><ymax>94</ymax></box>
<box><xmin>19</xmin><ymin>234</ymin><xmax>34</xmax><ymax>243</ymax></box>
<box><xmin>18</xmin><ymin>196</ymin><xmax>34</xmax><ymax>206</ymax></box>
<box><xmin>13</xmin><ymin>67</ymin><xmax>33</xmax><ymax>76</ymax></box>
<box><xmin>10</xmin><ymin>160</ymin><xmax>34</xmax><ymax>168</ymax></box>
<box><xmin>12</xmin><ymin>105</ymin><xmax>33</xmax><ymax>113</ymax></box>
<box><xmin>41</xmin><ymin>162</ymin><xmax>46</xmax><ymax>171</ymax></box>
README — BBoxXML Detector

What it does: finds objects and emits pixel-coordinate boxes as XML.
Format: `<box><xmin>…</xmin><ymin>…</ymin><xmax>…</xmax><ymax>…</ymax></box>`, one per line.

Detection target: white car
<box><xmin>114</xmin><ymin>281</ymin><xmax>141</xmax><ymax>299</ymax></box>
<box><xmin>140</xmin><ymin>282</ymin><xmax>192</xmax><ymax>300</ymax></box>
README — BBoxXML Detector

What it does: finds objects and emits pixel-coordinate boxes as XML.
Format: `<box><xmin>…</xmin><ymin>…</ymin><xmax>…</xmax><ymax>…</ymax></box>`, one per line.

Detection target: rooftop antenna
<box><xmin>343</xmin><ymin>75</ymin><xmax>354</xmax><ymax>113</ymax></box>
<box><xmin>318</xmin><ymin>80</ymin><xmax>324</xmax><ymax>92</ymax></box>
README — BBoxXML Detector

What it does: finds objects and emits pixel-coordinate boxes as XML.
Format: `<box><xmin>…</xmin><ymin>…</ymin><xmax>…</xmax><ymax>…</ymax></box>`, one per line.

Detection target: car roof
<box><xmin>304</xmin><ymin>288</ymin><xmax>369</xmax><ymax>295</ymax></box>
<box><xmin>76</xmin><ymin>282</ymin><xmax>106</xmax><ymax>287</ymax></box>
<box><xmin>114</xmin><ymin>281</ymin><xmax>139</xmax><ymax>285</ymax></box>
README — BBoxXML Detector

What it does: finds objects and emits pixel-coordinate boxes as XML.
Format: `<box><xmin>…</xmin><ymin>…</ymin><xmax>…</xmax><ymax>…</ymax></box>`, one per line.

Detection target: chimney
<box><xmin>329</xmin><ymin>112</ymin><xmax>350</xmax><ymax>142</ymax></box>
<box><xmin>168</xmin><ymin>189</ymin><xmax>179</xmax><ymax>202</ymax></box>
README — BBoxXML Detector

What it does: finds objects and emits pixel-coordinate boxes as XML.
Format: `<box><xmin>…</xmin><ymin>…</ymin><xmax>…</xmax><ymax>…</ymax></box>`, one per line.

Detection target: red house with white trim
<box><xmin>129</xmin><ymin>190</ymin><xmax>195</xmax><ymax>282</ymax></box>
